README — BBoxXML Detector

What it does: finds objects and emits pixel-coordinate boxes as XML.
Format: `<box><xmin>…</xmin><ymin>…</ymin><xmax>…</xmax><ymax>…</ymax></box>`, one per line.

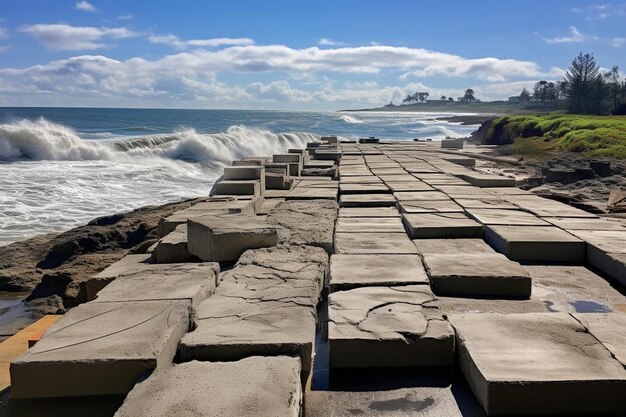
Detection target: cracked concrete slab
<box><xmin>448</xmin><ymin>312</ymin><xmax>626</xmax><ymax>415</ymax></box>
<box><xmin>153</xmin><ymin>223</ymin><xmax>192</xmax><ymax>263</ymax></box>
<box><xmin>335</xmin><ymin>217</ymin><xmax>405</xmax><ymax>233</ymax></box>
<box><xmin>10</xmin><ymin>300</ymin><xmax>190</xmax><ymax>398</ymax></box>
<box><xmin>402</xmin><ymin>213</ymin><xmax>483</xmax><ymax>239</ymax></box>
<box><xmin>340</xmin><ymin>183</ymin><xmax>390</xmax><ymax>194</ymax></box>
<box><xmin>465</xmin><ymin>208</ymin><xmax>549</xmax><ymax>226</ymax></box>
<box><xmin>187</xmin><ymin>214</ymin><xmax>278</xmax><ymax>262</ymax></box>
<box><xmin>422</xmin><ymin>253</ymin><xmax>531</xmax><ymax>298</ymax></box>
<box><xmin>329</xmin><ymin>285</ymin><xmax>454</xmax><ymax>368</ymax></box>
<box><xmin>340</xmin><ymin>194</ymin><xmax>397</xmax><ymax>207</ymax></box>
<box><xmin>572</xmin><ymin>313</ymin><xmax>626</xmax><ymax>367</ymax></box>
<box><xmin>485</xmin><ymin>225</ymin><xmax>585</xmax><ymax>263</ymax></box>
<box><xmin>179</xmin><ymin>245</ymin><xmax>327</xmax><ymax>375</ymax></box>
<box><xmin>338</xmin><ymin>207</ymin><xmax>401</xmax><ymax>218</ymax></box>
<box><xmin>329</xmin><ymin>254</ymin><xmax>428</xmax><ymax>291</ymax></box>
<box><xmin>393</xmin><ymin>191</ymin><xmax>451</xmax><ymax>202</ymax></box>
<box><xmin>114</xmin><ymin>357</ymin><xmax>302</xmax><ymax>417</ymax></box>
<box><xmin>267</xmin><ymin>199</ymin><xmax>337</xmax><ymax>253</ymax></box>
<box><xmin>335</xmin><ymin>232</ymin><xmax>418</xmax><ymax>254</ymax></box>
<box><xmin>93</xmin><ymin>262</ymin><xmax>219</xmax><ymax>306</ymax></box>
<box><xmin>397</xmin><ymin>200</ymin><xmax>464</xmax><ymax>214</ymax></box>
<box><xmin>413</xmin><ymin>239</ymin><xmax>495</xmax><ymax>255</ymax></box>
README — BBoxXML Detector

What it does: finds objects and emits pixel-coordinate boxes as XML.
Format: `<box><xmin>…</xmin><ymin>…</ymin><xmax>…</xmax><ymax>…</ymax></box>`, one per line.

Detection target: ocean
<box><xmin>0</xmin><ymin>108</ymin><xmax>479</xmax><ymax>245</ymax></box>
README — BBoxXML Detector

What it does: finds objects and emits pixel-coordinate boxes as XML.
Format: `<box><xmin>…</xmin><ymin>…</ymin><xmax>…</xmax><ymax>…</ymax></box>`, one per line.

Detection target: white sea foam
<box><xmin>0</xmin><ymin>118</ymin><xmax>318</xmax><ymax>245</ymax></box>
<box><xmin>338</xmin><ymin>114</ymin><xmax>363</xmax><ymax>124</ymax></box>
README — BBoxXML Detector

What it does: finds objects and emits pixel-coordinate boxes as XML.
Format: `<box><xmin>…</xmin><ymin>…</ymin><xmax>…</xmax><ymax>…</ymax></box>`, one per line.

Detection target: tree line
<box><xmin>516</xmin><ymin>53</ymin><xmax>625</xmax><ymax>115</ymax></box>
<box><xmin>401</xmin><ymin>88</ymin><xmax>479</xmax><ymax>105</ymax></box>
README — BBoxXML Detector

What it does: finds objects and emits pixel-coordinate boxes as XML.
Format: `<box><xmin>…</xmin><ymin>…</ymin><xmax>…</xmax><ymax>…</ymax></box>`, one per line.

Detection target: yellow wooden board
<box><xmin>0</xmin><ymin>315</ymin><xmax>62</xmax><ymax>393</ymax></box>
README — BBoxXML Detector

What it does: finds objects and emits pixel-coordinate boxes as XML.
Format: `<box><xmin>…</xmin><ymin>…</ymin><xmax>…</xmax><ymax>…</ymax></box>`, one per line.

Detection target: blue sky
<box><xmin>0</xmin><ymin>0</ymin><xmax>624</xmax><ymax>110</ymax></box>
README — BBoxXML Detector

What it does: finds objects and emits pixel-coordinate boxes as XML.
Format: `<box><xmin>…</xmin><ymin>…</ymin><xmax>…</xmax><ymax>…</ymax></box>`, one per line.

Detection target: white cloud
<box><xmin>0</xmin><ymin>42</ymin><xmax>567</xmax><ymax>108</ymax></box>
<box><xmin>19</xmin><ymin>24</ymin><xmax>135</xmax><ymax>50</ymax></box>
<box><xmin>572</xmin><ymin>3</ymin><xmax>626</xmax><ymax>20</ymax></box>
<box><xmin>75</xmin><ymin>1</ymin><xmax>98</xmax><ymax>13</ymax></box>
<box><xmin>0</xmin><ymin>45</ymin><xmax>10</xmax><ymax>53</ymax></box>
<box><xmin>319</xmin><ymin>38</ymin><xmax>347</xmax><ymax>47</ymax></box>
<box><xmin>611</xmin><ymin>37</ymin><xmax>626</xmax><ymax>47</ymax></box>
<box><xmin>148</xmin><ymin>34</ymin><xmax>254</xmax><ymax>49</ymax></box>
<box><xmin>0</xmin><ymin>26</ymin><xmax>8</xmax><ymax>39</ymax></box>
<box><xmin>544</xmin><ymin>26</ymin><xmax>597</xmax><ymax>44</ymax></box>
<box><xmin>117</xmin><ymin>14</ymin><xmax>134</xmax><ymax>20</ymax></box>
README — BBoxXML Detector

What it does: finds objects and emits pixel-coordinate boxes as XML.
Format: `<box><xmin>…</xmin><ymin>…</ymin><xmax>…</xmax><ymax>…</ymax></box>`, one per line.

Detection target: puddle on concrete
<box><xmin>568</xmin><ymin>300</ymin><xmax>612</xmax><ymax>313</ymax></box>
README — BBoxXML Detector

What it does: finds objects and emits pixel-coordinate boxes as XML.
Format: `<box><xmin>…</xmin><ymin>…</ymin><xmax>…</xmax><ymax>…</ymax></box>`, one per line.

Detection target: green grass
<box><xmin>487</xmin><ymin>114</ymin><xmax>626</xmax><ymax>159</ymax></box>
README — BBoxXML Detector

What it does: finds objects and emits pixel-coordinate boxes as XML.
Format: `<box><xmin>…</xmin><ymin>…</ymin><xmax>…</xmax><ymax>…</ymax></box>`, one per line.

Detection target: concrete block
<box><xmin>338</xmin><ymin>207</ymin><xmax>401</xmax><ymax>218</ymax></box>
<box><xmin>402</xmin><ymin>213</ymin><xmax>483</xmax><ymax>239</ymax></box>
<box><xmin>398</xmin><ymin>200</ymin><xmax>464</xmax><ymax>214</ymax></box>
<box><xmin>335</xmin><ymin>217</ymin><xmax>405</xmax><ymax>233</ymax></box>
<box><xmin>465</xmin><ymin>208</ymin><xmax>549</xmax><ymax>226</ymax></box>
<box><xmin>335</xmin><ymin>232</ymin><xmax>418</xmax><ymax>254</ymax></box>
<box><xmin>329</xmin><ymin>286</ymin><xmax>454</xmax><ymax>368</ymax></box>
<box><xmin>223</xmin><ymin>166</ymin><xmax>265</xmax><ymax>192</ymax></box>
<box><xmin>448</xmin><ymin>313</ymin><xmax>626</xmax><ymax>415</ymax></box>
<box><xmin>572</xmin><ymin>313</ymin><xmax>626</xmax><ymax>367</ymax></box>
<box><xmin>153</xmin><ymin>224</ymin><xmax>192</xmax><ymax>263</ymax></box>
<box><xmin>211</xmin><ymin>180</ymin><xmax>260</xmax><ymax>196</ymax></box>
<box><xmin>458</xmin><ymin>173</ymin><xmax>516</xmax><ymax>188</ymax></box>
<box><xmin>359</xmin><ymin>137</ymin><xmax>379</xmax><ymax>144</ymax></box>
<box><xmin>385</xmin><ymin>181</ymin><xmax>434</xmax><ymax>192</ymax></box>
<box><xmin>394</xmin><ymin>191</ymin><xmax>451</xmax><ymax>201</ymax></box>
<box><xmin>114</xmin><ymin>358</ymin><xmax>302</xmax><ymax>417</ymax></box>
<box><xmin>570</xmin><ymin>229</ymin><xmax>626</xmax><ymax>285</ymax></box>
<box><xmin>423</xmin><ymin>253</ymin><xmax>531</xmax><ymax>298</ymax></box>
<box><xmin>93</xmin><ymin>261</ymin><xmax>219</xmax><ymax>306</ymax></box>
<box><xmin>339</xmin><ymin>183</ymin><xmax>390</xmax><ymax>194</ymax></box>
<box><xmin>321</xmin><ymin>135</ymin><xmax>338</xmax><ymax>144</ymax></box>
<box><xmin>413</xmin><ymin>238</ymin><xmax>495</xmax><ymax>255</ymax></box>
<box><xmin>454</xmin><ymin>198</ymin><xmax>518</xmax><ymax>210</ymax></box>
<box><xmin>187</xmin><ymin>214</ymin><xmax>278</xmax><ymax>262</ymax></box>
<box><xmin>10</xmin><ymin>301</ymin><xmax>190</xmax><ymax>398</ymax></box>
<box><xmin>340</xmin><ymin>193</ymin><xmax>396</xmax><ymax>207</ymax></box>
<box><xmin>440</xmin><ymin>139</ymin><xmax>464</xmax><ymax>149</ymax></box>
<box><xmin>329</xmin><ymin>254</ymin><xmax>428</xmax><ymax>291</ymax></box>
<box><xmin>485</xmin><ymin>225</ymin><xmax>585</xmax><ymax>263</ymax></box>
<box><xmin>313</xmin><ymin>150</ymin><xmax>342</xmax><ymax>162</ymax></box>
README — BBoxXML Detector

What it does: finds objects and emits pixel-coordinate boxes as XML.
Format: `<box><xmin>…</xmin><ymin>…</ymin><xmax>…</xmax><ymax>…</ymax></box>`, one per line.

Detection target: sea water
<box><xmin>0</xmin><ymin>108</ymin><xmax>479</xmax><ymax>244</ymax></box>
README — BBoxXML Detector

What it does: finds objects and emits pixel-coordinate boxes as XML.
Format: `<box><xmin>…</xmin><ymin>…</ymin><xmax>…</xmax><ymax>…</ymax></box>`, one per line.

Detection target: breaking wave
<box><xmin>0</xmin><ymin>118</ymin><xmax>318</xmax><ymax>165</ymax></box>
<box><xmin>338</xmin><ymin>114</ymin><xmax>363</xmax><ymax>124</ymax></box>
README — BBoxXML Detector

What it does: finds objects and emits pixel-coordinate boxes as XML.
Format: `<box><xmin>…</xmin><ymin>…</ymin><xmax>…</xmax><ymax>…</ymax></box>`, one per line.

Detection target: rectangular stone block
<box><xmin>10</xmin><ymin>301</ymin><xmax>190</xmax><ymax>398</ymax></box>
<box><xmin>458</xmin><ymin>173</ymin><xmax>516</xmax><ymax>188</ymax></box>
<box><xmin>441</xmin><ymin>138</ymin><xmax>464</xmax><ymax>149</ymax></box>
<box><xmin>398</xmin><ymin>200</ymin><xmax>463</xmax><ymax>214</ymax></box>
<box><xmin>402</xmin><ymin>213</ymin><xmax>483</xmax><ymax>239</ymax></box>
<box><xmin>455</xmin><ymin>198</ymin><xmax>518</xmax><ymax>210</ymax></box>
<box><xmin>448</xmin><ymin>313</ymin><xmax>626</xmax><ymax>416</ymax></box>
<box><xmin>223</xmin><ymin>166</ymin><xmax>265</xmax><ymax>192</ymax></box>
<box><xmin>329</xmin><ymin>286</ymin><xmax>454</xmax><ymax>368</ymax></box>
<box><xmin>572</xmin><ymin>313</ymin><xmax>626</xmax><ymax>367</ymax></box>
<box><xmin>114</xmin><ymin>357</ymin><xmax>302</xmax><ymax>417</ymax></box>
<box><xmin>329</xmin><ymin>254</ymin><xmax>428</xmax><ymax>291</ymax></box>
<box><xmin>340</xmin><ymin>193</ymin><xmax>396</xmax><ymax>207</ymax></box>
<box><xmin>93</xmin><ymin>262</ymin><xmax>219</xmax><ymax>307</ymax></box>
<box><xmin>335</xmin><ymin>232</ymin><xmax>418</xmax><ymax>254</ymax></box>
<box><xmin>412</xmin><ymin>238</ymin><xmax>495</xmax><ymax>255</ymax></box>
<box><xmin>338</xmin><ymin>207</ymin><xmax>401</xmax><ymax>218</ymax></box>
<box><xmin>465</xmin><ymin>208</ymin><xmax>549</xmax><ymax>226</ymax></box>
<box><xmin>569</xmin><ymin>229</ymin><xmax>626</xmax><ymax>286</ymax></box>
<box><xmin>339</xmin><ymin>183</ymin><xmax>390</xmax><ymax>194</ymax></box>
<box><xmin>423</xmin><ymin>253</ymin><xmax>531</xmax><ymax>298</ymax></box>
<box><xmin>485</xmin><ymin>225</ymin><xmax>585</xmax><ymax>263</ymax></box>
<box><xmin>212</xmin><ymin>180</ymin><xmax>260</xmax><ymax>196</ymax></box>
<box><xmin>394</xmin><ymin>191</ymin><xmax>451</xmax><ymax>201</ymax></box>
<box><xmin>335</xmin><ymin>217</ymin><xmax>405</xmax><ymax>233</ymax></box>
<box><xmin>153</xmin><ymin>224</ymin><xmax>192</xmax><ymax>263</ymax></box>
<box><xmin>187</xmin><ymin>214</ymin><xmax>278</xmax><ymax>262</ymax></box>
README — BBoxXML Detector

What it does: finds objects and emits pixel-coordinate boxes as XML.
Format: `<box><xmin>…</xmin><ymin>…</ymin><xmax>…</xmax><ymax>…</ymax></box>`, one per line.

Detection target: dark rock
<box><xmin>590</xmin><ymin>161</ymin><xmax>612</xmax><ymax>177</ymax></box>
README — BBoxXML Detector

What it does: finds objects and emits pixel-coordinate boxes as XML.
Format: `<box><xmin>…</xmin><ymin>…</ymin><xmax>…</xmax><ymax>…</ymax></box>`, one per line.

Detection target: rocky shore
<box><xmin>2</xmin><ymin>135</ymin><xmax>626</xmax><ymax>416</ymax></box>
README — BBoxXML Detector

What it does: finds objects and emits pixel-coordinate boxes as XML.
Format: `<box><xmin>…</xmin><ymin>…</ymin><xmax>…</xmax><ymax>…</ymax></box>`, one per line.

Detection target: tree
<box><xmin>441</xmin><ymin>95</ymin><xmax>447</xmax><ymax>101</ymax></box>
<box><xmin>603</xmin><ymin>66</ymin><xmax>624</xmax><ymax>114</ymax></box>
<box><xmin>463</xmin><ymin>88</ymin><xmax>476</xmax><ymax>102</ymax></box>
<box><xmin>448</xmin><ymin>97</ymin><xmax>454</xmax><ymax>102</ymax></box>
<box><xmin>564</xmin><ymin>52</ymin><xmax>605</xmax><ymax>114</ymax></box>
<box><xmin>519</xmin><ymin>88</ymin><xmax>531</xmax><ymax>102</ymax></box>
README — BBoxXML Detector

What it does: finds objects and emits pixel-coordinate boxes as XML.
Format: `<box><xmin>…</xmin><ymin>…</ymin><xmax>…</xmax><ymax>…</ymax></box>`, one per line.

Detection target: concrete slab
<box><xmin>10</xmin><ymin>300</ymin><xmax>190</xmax><ymax>398</ymax></box>
<box><xmin>340</xmin><ymin>183</ymin><xmax>390</xmax><ymax>194</ymax></box>
<box><xmin>457</xmin><ymin>173</ymin><xmax>516</xmax><ymax>188</ymax></box>
<box><xmin>413</xmin><ymin>238</ymin><xmax>495</xmax><ymax>255</ymax></box>
<box><xmin>485</xmin><ymin>225</ymin><xmax>586</xmax><ymax>263</ymax></box>
<box><xmin>338</xmin><ymin>207</ymin><xmax>401</xmax><ymax>218</ymax></box>
<box><xmin>93</xmin><ymin>262</ymin><xmax>219</xmax><ymax>306</ymax></box>
<box><xmin>212</xmin><ymin>180</ymin><xmax>260</xmax><ymax>196</ymax></box>
<box><xmin>397</xmin><ymin>200</ymin><xmax>464</xmax><ymax>214</ymax></box>
<box><xmin>267</xmin><ymin>199</ymin><xmax>337</xmax><ymax>253</ymax></box>
<box><xmin>329</xmin><ymin>286</ymin><xmax>454</xmax><ymax>368</ymax></box>
<box><xmin>335</xmin><ymin>232</ymin><xmax>418</xmax><ymax>254</ymax></box>
<box><xmin>385</xmin><ymin>181</ymin><xmax>434</xmax><ymax>192</ymax></box>
<box><xmin>153</xmin><ymin>224</ymin><xmax>192</xmax><ymax>263</ymax></box>
<box><xmin>505</xmin><ymin>196</ymin><xmax>598</xmax><ymax>218</ymax></box>
<box><xmin>329</xmin><ymin>254</ymin><xmax>428</xmax><ymax>291</ymax></box>
<box><xmin>340</xmin><ymin>193</ymin><xmax>396</xmax><ymax>207</ymax></box>
<box><xmin>448</xmin><ymin>312</ymin><xmax>626</xmax><ymax>415</ymax></box>
<box><xmin>402</xmin><ymin>213</ymin><xmax>483</xmax><ymax>239</ymax></box>
<box><xmin>179</xmin><ymin>245</ymin><xmax>327</xmax><ymax>375</ymax></box>
<box><xmin>187</xmin><ymin>214</ymin><xmax>278</xmax><ymax>262</ymax></box>
<box><xmin>285</xmin><ymin>187</ymin><xmax>338</xmax><ymax>200</ymax></box>
<box><xmin>423</xmin><ymin>253</ymin><xmax>531</xmax><ymax>298</ymax></box>
<box><xmin>465</xmin><ymin>208</ymin><xmax>549</xmax><ymax>226</ymax></box>
<box><xmin>454</xmin><ymin>198</ymin><xmax>518</xmax><ymax>210</ymax></box>
<box><xmin>393</xmin><ymin>191</ymin><xmax>451</xmax><ymax>202</ymax></box>
<box><xmin>335</xmin><ymin>217</ymin><xmax>405</xmax><ymax>233</ymax></box>
<box><xmin>223</xmin><ymin>166</ymin><xmax>265</xmax><ymax>191</ymax></box>
<box><xmin>570</xmin><ymin>229</ymin><xmax>626</xmax><ymax>286</ymax></box>
<box><xmin>572</xmin><ymin>313</ymin><xmax>626</xmax><ymax>367</ymax></box>
<box><xmin>544</xmin><ymin>216</ymin><xmax>625</xmax><ymax>230</ymax></box>
<box><xmin>114</xmin><ymin>357</ymin><xmax>302</xmax><ymax>417</ymax></box>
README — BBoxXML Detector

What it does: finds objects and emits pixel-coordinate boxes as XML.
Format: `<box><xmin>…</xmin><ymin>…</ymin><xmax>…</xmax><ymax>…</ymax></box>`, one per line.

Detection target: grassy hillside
<box><xmin>346</xmin><ymin>101</ymin><xmax>548</xmax><ymax>115</ymax></box>
<box><xmin>481</xmin><ymin>114</ymin><xmax>626</xmax><ymax>159</ymax></box>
